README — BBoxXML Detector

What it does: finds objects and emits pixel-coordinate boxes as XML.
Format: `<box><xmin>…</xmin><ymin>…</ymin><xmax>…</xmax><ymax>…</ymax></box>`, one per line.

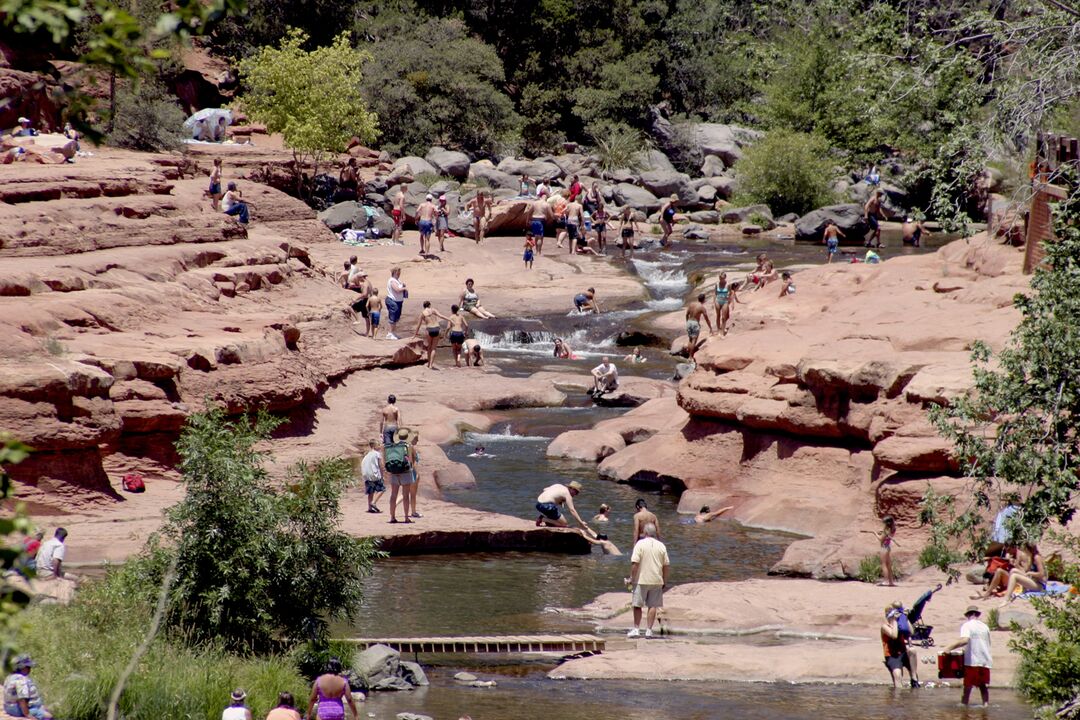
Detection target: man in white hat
<box><xmin>13</xmin><ymin>117</ymin><xmax>38</xmax><ymax>138</ymax></box>
<box><xmin>535</xmin><ymin>481</ymin><xmax>594</xmax><ymax>536</ymax></box>
<box><xmin>941</xmin><ymin>605</ymin><xmax>992</xmax><ymax>707</ymax></box>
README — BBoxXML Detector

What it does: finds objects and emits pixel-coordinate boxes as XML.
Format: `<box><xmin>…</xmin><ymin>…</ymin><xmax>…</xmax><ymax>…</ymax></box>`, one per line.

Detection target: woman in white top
<box><xmin>221</xmin><ymin>689</ymin><xmax>252</xmax><ymax>720</ymax></box>
<box><xmin>385</xmin><ymin>268</ymin><xmax>407</xmax><ymax>340</ymax></box>
<box><xmin>221</xmin><ymin>182</ymin><xmax>251</xmax><ymax>224</ymax></box>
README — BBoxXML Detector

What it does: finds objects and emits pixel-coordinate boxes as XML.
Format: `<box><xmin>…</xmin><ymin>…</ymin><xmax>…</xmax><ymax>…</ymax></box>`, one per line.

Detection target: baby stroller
<box><xmin>904</xmin><ymin>583</ymin><xmax>942</xmax><ymax>648</ymax></box>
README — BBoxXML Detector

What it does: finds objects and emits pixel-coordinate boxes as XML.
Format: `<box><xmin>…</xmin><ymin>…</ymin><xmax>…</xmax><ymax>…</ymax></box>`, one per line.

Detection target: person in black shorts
<box><xmin>619</xmin><ymin>206</ymin><xmax>639</xmax><ymax>258</ymax></box>
<box><xmin>446</xmin><ymin>304</ymin><xmax>470</xmax><ymax>368</ymax></box>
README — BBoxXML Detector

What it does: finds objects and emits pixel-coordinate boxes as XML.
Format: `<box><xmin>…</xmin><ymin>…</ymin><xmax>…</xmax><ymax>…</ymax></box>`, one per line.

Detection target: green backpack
<box><xmin>384</xmin><ymin>442</ymin><xmax>411</xmax><ymax>473</ymax></box>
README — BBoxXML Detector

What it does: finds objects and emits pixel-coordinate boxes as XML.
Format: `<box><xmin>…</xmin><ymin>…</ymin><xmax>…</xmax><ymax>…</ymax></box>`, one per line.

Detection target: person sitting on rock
<box><xmin>778</xmin><ymin>272</ymin><xmax>795</xmax><ymax>297</ymax></box>
<box><xmin>747</xmin><ymin>253</ymin><xmax>778</xmax><ymax>290</ymax></box>
<box><xmin>12</xmin><ymin>117</ymin><xmax>38</xmax><ymax>137</ymax></box>
<box><xmin>3</xmin><ymin>655</ymin><xmax>51</xmax><ymax>719</ymax></box>
<box><xmin>590</xmin><ymin>356</ymin><xmax>619</xmax><ymax>396</ymax></box>
<box><xmin>535</xmin><ymin>481</ymin><xmax>595</xmax><ymax>536</ymax></box>
<box><xmin>460</xmin><ymin>279</ymin><xmax>496</xmax><ymax>319</ymax></box>
<box><xmin>222</xmin><ymin>182</ymin><xmax>252</xmax><ymax>224</ymax></box>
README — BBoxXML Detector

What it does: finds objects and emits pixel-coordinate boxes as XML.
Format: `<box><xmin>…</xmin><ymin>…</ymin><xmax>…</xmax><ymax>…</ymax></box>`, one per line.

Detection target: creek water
<box><xmin>350</xmin><ymin>231</ymin><xmax>1031</xmax><ymax>719</ymax></box>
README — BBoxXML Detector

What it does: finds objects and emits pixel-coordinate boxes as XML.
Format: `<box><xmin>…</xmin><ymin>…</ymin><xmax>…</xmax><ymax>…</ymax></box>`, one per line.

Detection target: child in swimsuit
<box><xmin>524</xmin><ymin>233</ymin><xmax>536</xmax><ymax>268</ymax></box>
<box><xmin>366</xmin><ymin>289</ymin><xmax>382</xmax><ymax>339</ymax></box>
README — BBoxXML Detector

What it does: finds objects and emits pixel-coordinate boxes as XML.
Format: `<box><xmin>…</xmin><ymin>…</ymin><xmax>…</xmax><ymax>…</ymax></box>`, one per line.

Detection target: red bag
<box><xmin>986</xmin><ymin>556</ymin><xmax>1012</xmax><ymax>575</ymax></box>
<box><xmin>938</xmin><ymin>652</ymin><xmax>965</xmax><ymax>679</ymax></box>
<box><xmin>121</xmin><ymin>473</ymin><xmax>146</xmax><ymax>493</ymax></box>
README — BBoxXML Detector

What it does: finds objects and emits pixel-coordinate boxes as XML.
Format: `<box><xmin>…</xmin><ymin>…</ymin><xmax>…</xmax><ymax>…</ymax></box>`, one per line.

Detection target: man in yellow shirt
<box><xmin>626</xmin><ymin>522</ymin><xmax>670</xmax><ymax>638</ymax></box>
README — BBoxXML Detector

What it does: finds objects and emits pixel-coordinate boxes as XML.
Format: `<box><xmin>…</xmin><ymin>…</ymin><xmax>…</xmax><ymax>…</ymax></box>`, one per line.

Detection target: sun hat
<box><xmin>12</xmin><ymin>655</ymin><xmax>34</xmax><ymax>669</ymax></box>
<box><xmin>230</xmin><ymin>689</ymin><xmax>247</xmax><ymax>703</ymax></box>
<box><xmin>17</xmin><ymin>117</ymin><xmax>29</xmax><ymax>124</ymax></box>
<box><xmin>568</xmin><ymin>481</ymin><xmax>584</xmax><ymax>492</ymax></box>
<box><xmin>394</xmin><ymin>427</ymin><xmax>413</xmax><ymax>443</ymax></box>
<box><xmin>965</xmin><ymin>605</ymin><xmax>981</xmax><ymax>617</ymax></box>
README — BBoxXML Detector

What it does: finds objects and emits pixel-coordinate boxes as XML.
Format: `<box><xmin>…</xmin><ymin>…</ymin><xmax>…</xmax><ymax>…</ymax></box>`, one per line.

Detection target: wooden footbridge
<box><xmin>339</xmin><ymin>634</ymin><xmax>605</xmax><ymax>654</ymax></box>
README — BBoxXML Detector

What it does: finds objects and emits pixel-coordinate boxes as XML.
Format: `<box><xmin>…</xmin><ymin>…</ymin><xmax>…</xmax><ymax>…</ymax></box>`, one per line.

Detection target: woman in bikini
<box><xmin>659</xmin><ymin>194</ymin><xmax>677</xmax><ymax>246</ymax></box>
<box><xmin>208</xmin><ymin>158</ymin><xmax>223</xmax><ymax>210</ymax></box>
<box><xmin>593</xmin><ymin>205</ymin><xmax>609</xmax><ymax>255</ymax></box>
<box><xmin>618</xmin><ymin>206</ymin><xmax>638</xmax><ymax>259</ymax></box>
<box><xmin>553</xmin><ymin>338</ymin><xmax>572</xmax><ymax>359</ymax></box>
<box><xmin>414</xmin><ymin>300</ymin><xmax>449</xmax><ymax>369</ymax></box>
<box><xmin>460</xmin><ymin>278</ymin><xmax>496</xmax><ymax>319</ymax></box>
<box><xmin>306</xmin><ymin>658</ymin><xmax>358</xmax><ymax>720</ymax></box>
<box><xmin>446</xmin><ymin>304</ymin><xmax>470</xmax><ymax>367</ymax></box>
<box><xmin>714</xmin><ymin>272</ymin><xmax>741</xmax><ymax>336</ymax></box>
<box><xmin>997</xmin><ymin>544</ymin><xmax>1047</xmax><ymax>607</ymax></box>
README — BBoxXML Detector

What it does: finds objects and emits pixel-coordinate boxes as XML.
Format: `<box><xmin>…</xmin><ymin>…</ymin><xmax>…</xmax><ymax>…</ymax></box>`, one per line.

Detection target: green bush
<box><xmin>856</xmin><ymin>554</ymin><xmax>883</xmax><ymax>583</ymax></box>
<box><xmin>106</xmin><ymin>82</ymin><xmax>185</xmax><ymax>152</ymax></box>
<box><xmin>918</xmin><ymin>542</ymin><xmax>965</xmax><ymax>570</ymax></box>
<box><xmin>591</xmin><ymin>125</ymin><xmax>649</xmax><ymax>174</ymax></box>
<box><xmin>733</xmin><ymin>129</ymin><xmax>836</xmax><ymax>216</ymax></box>
<box><xmin>1013</xmin><ymin>594</ymin><xmax>1080</xmax><ymax>707</ymax></box>
<box><xmin>17</xmin><ymin>601</ymin><xmax>306</xmax><ymax>720</ymax></box>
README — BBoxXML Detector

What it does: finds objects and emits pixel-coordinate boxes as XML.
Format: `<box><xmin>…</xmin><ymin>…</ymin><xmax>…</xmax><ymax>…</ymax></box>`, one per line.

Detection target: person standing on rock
<box><xmin>446</xmin><ymin>305</ymin><xmax>470</xmax><ymax>367</ymax></box>
<box><xmin>361</xmin><ymin>439</ymin><xmax>385</xmax><ymax>514</ymax></box>
<box><xmin>940</xmin><ymin>606</ymin><xmax>992</xmax><ymax>707</ymax></box>
<box><xmin>391</xmin><ymin>191</ymin><xmax>405</xmax><ymax>244</ymax></box>
<box><xmin>366</xmin><ymin>289</ymin><xmax>383</xmax><ymax>339</ymax></box>
<box><xmin>864</xmin><ymin>189</ymin><xmax>885</xmax><ymax>248</ymax></box>
<box><xmin>523</xmin><ymin>232</ymin><xmax>536</xmax><ymax>269</ymax></box>
<box><xmin>530</xmin><ymin>199</ymin><xmax>547</xmax><ymax>255</ymax></box>
<box><xmin>593</xmin><ymin>205</ymin><xmax>609</xmax><ymax>255</ymax></box>
<box><xmin>385</xmin><ymin>429</ymin><xmax>417</xmax><ymax>524</ymax></box>
<box><xmin>520</xmin><ymin>174</ymin><xmax>532</xmax><ymax>197</ymax></box>
<box><xmin>684</xmin><ymin>293</ymin><xmax>715</xmax><ymax>363</ymax></box>
<box><xmin>416</xmin><ymin>194</ymin><xmax>436</xmax><ymax>255</ymax></box>
<box><xmin>714</xmin><ymin>272</ymin><xmax>741</xmax><ymax>336</ymax></box>
<box><xmin>660</xmin><ymin>195</ymin><xmax>678</xmax><ymax>246</ymax></box>
<box><xmin>385</xmin><ymin>268</ymin><xmax>406</xmax><ymax>340</ymax></box>
<box><xmin>208</xmin><ymin>158</ymin><xmax>223</xmax><ymax>211</ymax></box>
<box><xmin>552</xmin><ymin>192</ymin><xmax>569</xmax><ymax>249</ymax></box>
<box><xmin>380</xmin><ymin>395</ymin><xmax>401</xmax><ymax>447</ymax></box>
<box><xmin>626</xmin><ymin>522</ymin><xmax>669</xmax><ymax>638</ymax></box>
<box><xmin>535</xmin><ymin>481</ymin><xmax>594</xmax><ymax>536</ymax></box>
<box><xmin>466</xmin><ymin>191</ymin><xmax>490</xmax><ymax>244</ymax></box>
<box><xmin>414</xmin><ymin>300</ymin><xmax>449</xmax><ymax>369</ymax></box>
<box><xmin>618</xmin><ymin>207</ymin><xmax>639</xmax><ymax>259</ymax></box>
<box><xmin>435</xmin><ymin>194</ymin><xmax>450</xmax><ymax>252</ymax></box>
<box><xmin>633</xmin><ymin>499</ymin><xmax>661</xmax><ymax>541</ymax></box>
<box><xmin>823</xmin><ymin>220</ymin><xmax>845</xmax><ymax>263</ymax></box>
<box><xmin>564</xmin><ymin>195</ymin><xmax>584</xmax><ymax>255</ymax></box>
<box><xmin>568</xmin><ymin>175</ymin><xmax>583</xmax><ymax>203</ymax></box>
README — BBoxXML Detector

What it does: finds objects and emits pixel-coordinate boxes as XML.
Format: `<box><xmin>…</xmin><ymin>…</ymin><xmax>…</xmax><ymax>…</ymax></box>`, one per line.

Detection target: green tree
<box><xmin>0</xmin><ymin>436</ymin><xmax>34</xmax><ymax>668</ymax></box>
<box><xmin>237</xmin><ymin>29</ymin><xmax>378</xmax><ymax>184</ymax></box>
<box><xmin>929</xmin><ymin>184</ymin><xmax>1080</xmax><ymax>548</ymax></box>
<box><xmin>358</xmin><ymin>17</ymin><xmax>518</xmax><ymax>156</ymax></box>
<box><xmin>106</xmin><ymin>81</ymin><xmax>185</xmax><ymax>152</ymax></box>
<box><xmin>139</xmin><ymin>406</ymin><xmax>379</xmax><ymax>653</ymax></box>
<box><xmin>733</xmin><ymin>129</ymin><xmax>836</xmax><ymax>216</ymax></box>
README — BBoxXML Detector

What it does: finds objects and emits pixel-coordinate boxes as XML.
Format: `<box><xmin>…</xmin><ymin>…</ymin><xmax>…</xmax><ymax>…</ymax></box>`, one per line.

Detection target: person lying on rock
<box><xmin>694</xmin><ymin>505</ymin><xmax>734</xmax><ymax>524</ymax></box>
<box><xmin>535</xmin><ymin>480</ymin><xmax>595</xmax><ymax>537</ymax></box>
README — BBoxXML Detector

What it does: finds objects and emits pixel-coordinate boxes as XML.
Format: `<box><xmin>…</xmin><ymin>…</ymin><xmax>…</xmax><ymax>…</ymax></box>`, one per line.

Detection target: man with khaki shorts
<box><xmin>627</xmin><ymin>522</ymin><xmax>669</xmax><ymax>638</ymax></box>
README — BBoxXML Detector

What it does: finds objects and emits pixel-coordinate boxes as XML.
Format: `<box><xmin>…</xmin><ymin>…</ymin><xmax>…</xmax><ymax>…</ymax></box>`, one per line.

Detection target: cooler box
<box><xmin>938</xmin><ymin>652</ymin><xmax>965</xmax><ymax>679</ymax></box>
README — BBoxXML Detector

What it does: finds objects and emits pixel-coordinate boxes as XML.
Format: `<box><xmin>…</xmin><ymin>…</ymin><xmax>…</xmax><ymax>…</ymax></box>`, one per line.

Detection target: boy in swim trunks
<box><xmin>417</xmin><ymin>195</ymin><xmax>436</xmax><ymax>255</ymax></box>
<box><xmin>823</xmin><ymin>220</ymin><xmax>845</xmax><ymax>263</ymax></box>
<box><xmin>446</xmin><ymin>304</ymin><xmax>470</xmax><ymax>367</ymax></box>
<box><xmin>685</xmin><ymin>293</ymin><xmax>715</xmax><ymax>362</ymax></box>
<box><xmin>523</xmin><ymin>233</ymin><xmax>536</xmax><ymax>269</ymax></box>
<box><xmin>392</xmin><ymin>192</ymin><xmax>405</xmax><ymax>244</ymax></box>
<box><xmin>565</xmin><ymin>197</ymin><xmax>584</xmax><ymax>255</ymax></box>
<box><xmin>366</xmin><ymin>289</ymin><xmax>383</xmax><ymax>339</ymax></box>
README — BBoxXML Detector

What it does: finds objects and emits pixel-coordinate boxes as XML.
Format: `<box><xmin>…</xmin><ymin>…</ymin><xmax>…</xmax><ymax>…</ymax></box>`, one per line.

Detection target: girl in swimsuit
<box><xmin>660</xmin><ymin>195</ymin><xmax>677</xmax><ymax>245</ymax></box>
<box><xmin>876</xmin><ymin>516</ymin><xmax>898</xmax><ymax>587</ymax></box>
<box><xmin>619</xmin><ymin>206</ymin><xmax>638</xmax><ymax>259</ymax></box>
<box><xmin>460</xmin><ymin>278</ymin><xmax>496</xmax><ymax>319</ymax></box>
<box><xmin>447</xmin><ymin>304</ymin><xmax>470</xmax><ymax>367</ymax></box>
<box><xmin>307</xmin><ymin>658</ymin><xmax>358</xmax><ymax>720</ymax></box>
<box><xmin>553</xmin><ymin>338</ymin><xmax>571</xmax><ymax>359</ymax></box>
<box><xmin>413</xmin><ymin>300</ymin><xmax>449</xmax><ymax>369</ymax></box>
<box><xmin>713</xmin><ymin>272</ymin><xmax>741</xmax><ymax>336</ymax></box>
<box><xmin>208</xmin><ymin>158</ymin><xmax>223</xmax><ymax>210</ymax></box>
<box><xmin>593</xmin><ymin>206</ymin><xmax>608</xmax><ymax>254</ymax></box>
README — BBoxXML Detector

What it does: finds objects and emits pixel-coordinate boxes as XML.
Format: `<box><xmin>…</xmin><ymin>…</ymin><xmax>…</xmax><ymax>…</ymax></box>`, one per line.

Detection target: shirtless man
<box><xmin>529</xmin><ymin>199</ymin><xmax>547</xmax><ymax>255</ymax></box>
<box><xmin>414</xmin><ymin>300</ymin><xmax>449</xmax><ymax>369</ymax></box>
<box><xmin>632</xmin><ymin>498</ymin><xmax>661</xmax><ymax>541</ymax></box>
<box><xmin>463</xmin><ymin>338</ymin><xmax>484</xmax><ymax>366</ymax></box>
<box><xmin>535</xmin><ymin>481</ymin><xmax>595</xmax><ymax>536</ymax></box>
<box><xmin>694</xmin><ymin>505</ymin><xmax>734</xmax><ymax>524</ymax></box>
<box><xmin>392</xmin><ymin>191</ymin><xmax>406</xmax><ymax>244</ymax></box>
<box><xmin>366</xmin><ymin>289</ymin><xmax>383</xmax><ymax>339</ymax></box>
<box><xmin>902</xmin><ymin>217</ymin><xmax>930</xmax><ymax>247</ymax></box>
<box><xmin>379</xmin><ymin>395</ymin><xmax>401</xmax><ymax>447</ymax></box>
<box><xmin>565</xmin><ymin>196</ymin><xmax>589</xmax><ymax>255</ymax></box>
<box><xmin>823</xmin><ymin>220</ymin><xmax>845</xmax><ymax>263</ymax></box>
<box><xmin>446</xmin><ymin>304</ymin><xmax>470</xmax><ymax>367</ymax></box>
<box><xmin>685</xmin><ymin>292</ymin><xmax>715</xmax><ymax>362</ymax></box>
<box><xmin>864</xmin><ymin>189</ymin><xmax>885</xmax><ymax>248</ymax></box>
<box><xmin>466</xmin><ymin>191</ymin><xmax>491</xmax><ymax>244</ymax></box>
<box><xmin>416</xmin><ymin>194</ymin><xmax>437</xmax><ymax>255</ymax></box>
<box><xmin>583</xmin><ymin>533</ymin><xmax>622</xmax><ymax>556</ymax></box>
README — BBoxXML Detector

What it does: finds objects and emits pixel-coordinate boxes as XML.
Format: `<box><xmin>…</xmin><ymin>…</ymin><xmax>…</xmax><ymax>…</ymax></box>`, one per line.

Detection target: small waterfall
<box><xmin>472</xmin><ymin>328</ymin><xmax>615</xmax><ymax>358</ymax></box>
<box><xmin>630</xmin><ymin>258</ymin><xmax>690</xmax><ymax>293</ymax></box>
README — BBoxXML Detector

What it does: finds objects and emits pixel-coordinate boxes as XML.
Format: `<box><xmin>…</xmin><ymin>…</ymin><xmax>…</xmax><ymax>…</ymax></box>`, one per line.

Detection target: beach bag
<box><xmin>384</xmin><ymin>442</ymin><xmax>412</xmax><ymax>473</ymax></box>
<box><xmin>121</xmin><ymin>473</ymin><xmax>146</xmax><ymax>493</ymax></box>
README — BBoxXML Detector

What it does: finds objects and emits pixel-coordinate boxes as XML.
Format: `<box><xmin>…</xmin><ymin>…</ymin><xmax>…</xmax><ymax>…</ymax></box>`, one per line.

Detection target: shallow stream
<box><xmin>349</xmin><ymin>231</ymin><xmax>1030</xmax><ymax>719</ymax></box>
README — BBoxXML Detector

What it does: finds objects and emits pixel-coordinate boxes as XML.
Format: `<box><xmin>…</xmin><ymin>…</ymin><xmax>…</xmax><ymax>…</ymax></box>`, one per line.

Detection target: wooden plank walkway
<box><xmin>339</xmin><ymin>634</ymin><xmax>605</xmax><ymax>654</ymax></box>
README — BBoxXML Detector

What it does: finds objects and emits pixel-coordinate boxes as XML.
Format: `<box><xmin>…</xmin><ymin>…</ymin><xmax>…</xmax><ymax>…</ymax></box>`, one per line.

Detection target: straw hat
<box><xmin>568</xmin><ymin>481</ymin><xmax>584</xmax><ymax>492</ymax></box>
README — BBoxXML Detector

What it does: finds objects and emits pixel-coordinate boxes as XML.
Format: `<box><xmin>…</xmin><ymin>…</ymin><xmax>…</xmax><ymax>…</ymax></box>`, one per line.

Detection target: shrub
<box><xmin>986</xmin><ymin>607</ymin><xmax>1001</xmax><ymax>631</ymax></box>
<box><xmin>106</xmin><ymin>82</ymin><xmax>185</xmax><ymax>152</ymax></box>
<box><xmin>733</xmin><ymin>129</ymin><xmax>836</xmax><ymax>216</ymax></box>
<box><xmin>918</xmin><ymin>542</ymin><xmax>965</xmax><ymax>570</ymax></box>
<box><xmin>857</xmin><ymin>554</ymin><xmax>883</xmax><ymax>583</ymax></box>
<box><xmin>591</xmin><ymin>125</ymin><xmax>649</xmax><ymax>174</ymax></box>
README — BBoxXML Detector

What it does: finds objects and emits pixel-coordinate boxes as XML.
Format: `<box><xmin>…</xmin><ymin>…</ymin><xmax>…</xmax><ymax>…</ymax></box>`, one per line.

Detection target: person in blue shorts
<box><xmin>823</xmin><ymin>220</ymin><xmax>845</xmax><ymax>263</ymax></box>
<box><xmin>574</xmin><ymin>287</ymin><xmax>600</xmax><ymax>314</ymax></box>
